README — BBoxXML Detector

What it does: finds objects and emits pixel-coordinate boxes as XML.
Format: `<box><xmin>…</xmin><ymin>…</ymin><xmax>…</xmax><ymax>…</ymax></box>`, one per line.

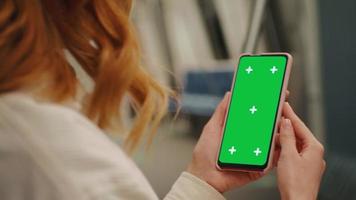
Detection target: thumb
<box><xmin>209</xmin><ymin>92</ymin><xmax>231</xmax><ymax>126</ymax></box>
<box><xmin>279</xmin><ymin>118</ymin><xmax>298</xmax><ymax>155</ymax></box>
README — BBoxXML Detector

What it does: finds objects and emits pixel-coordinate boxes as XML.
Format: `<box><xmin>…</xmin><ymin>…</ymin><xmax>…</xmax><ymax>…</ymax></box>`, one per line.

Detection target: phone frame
<box><xmin>216</xmin><ymin>52</ymin><xmax>293</xmax><ymax>172</ymax></box>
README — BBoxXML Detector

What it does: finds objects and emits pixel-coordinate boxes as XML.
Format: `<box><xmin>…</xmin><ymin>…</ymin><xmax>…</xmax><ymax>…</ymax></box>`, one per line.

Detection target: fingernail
<box><xmin>225</xmin><ymin>92</ymin><xmax>231</xmax><ymax>98</ymax></box>
<box><xmin>284</xmin><ymin>119</ymin><xmax>292</xmax><ymax>127</ymax></box>
<box><xmin>280</xmin><ymin>117</ymin><xmax>285</xmax><ymax>125</ymax></box>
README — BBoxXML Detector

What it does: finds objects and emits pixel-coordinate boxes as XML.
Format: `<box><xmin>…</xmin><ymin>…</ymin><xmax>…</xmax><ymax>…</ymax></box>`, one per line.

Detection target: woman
<box><xmin>0</xmin><ymin>0</ymin><xmax>325</xmax><ymax>199</ymax></box>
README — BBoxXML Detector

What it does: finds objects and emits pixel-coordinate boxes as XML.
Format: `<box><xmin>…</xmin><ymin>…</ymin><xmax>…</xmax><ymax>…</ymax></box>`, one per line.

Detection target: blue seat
<box><xmin>170</xmin><ymin>69</ymin><xmax>234</xmax><ymax>116</ymax></box>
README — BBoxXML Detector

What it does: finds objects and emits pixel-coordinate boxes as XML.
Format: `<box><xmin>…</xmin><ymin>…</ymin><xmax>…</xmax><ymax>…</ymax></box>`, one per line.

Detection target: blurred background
<box><xmin>126</xmin><ymin>0</ymin><xmax>355</xmax><ymax>199</ymax></box>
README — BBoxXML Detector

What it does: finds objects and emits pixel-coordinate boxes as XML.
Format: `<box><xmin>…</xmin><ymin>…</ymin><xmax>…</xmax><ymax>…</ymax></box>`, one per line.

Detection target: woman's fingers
<box><xmin>282</xmin><ymin>103</ymin><xmax>325</xmax><ymax>158</ymax></box>
<box><xmin>275</xmin><ymin>133</ymin><xmax>281</xmax><ymax>147</ymax></box>
<box><xmin>209</xmin><ymin>92</ymin><xmax>231</xmax><ymax>127</ymax></box>
<box><xmin>282</xmin><ymin>103</ymin><xmax>315</xmax><ymax>145</ymax></box>
<box><xmin>285</xmin><ymin>90</ymin><xmax>290</xmax><ymax>101</ymax></box>
<box><xmin>279</xmin><ymin>118</ymin><xmax>298</xmax><ymax>156</ymax></box>
<box><xmin>272</xmin><ymin>144</ymin><xmax>281</xmax><ymax>167</ymax></box>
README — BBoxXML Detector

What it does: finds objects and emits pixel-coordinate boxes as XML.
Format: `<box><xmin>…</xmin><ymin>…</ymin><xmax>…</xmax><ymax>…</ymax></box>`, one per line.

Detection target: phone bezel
<box><xmin>216</xmin><ymin>53</ymin><xmax>292</xmax><ymax>172</ymax></box>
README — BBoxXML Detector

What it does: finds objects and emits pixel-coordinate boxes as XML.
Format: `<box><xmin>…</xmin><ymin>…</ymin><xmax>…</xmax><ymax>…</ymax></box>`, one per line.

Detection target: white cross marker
<box><xmin>249</xmin><ymin>106</ymin><xmax>257</xmax><ymax>114</ymax></box>
<box><xmin>270</xmin><ymin>66</ymin><xmax>278</xmax><ymax>74</ymax></box>
<box><xmin>245</xmin><ymin>66</ymin><xmax>253</xmax><ymax>74</ymax></box>
<box><xmin>228</xmin><ymin>146</ymin><xmax>237</xmax><ymax>155</ymax></box>
<box><xmin>253</xmin><ymin>148</ymin><xmax>262</xmax><ymax>156</ymax></box>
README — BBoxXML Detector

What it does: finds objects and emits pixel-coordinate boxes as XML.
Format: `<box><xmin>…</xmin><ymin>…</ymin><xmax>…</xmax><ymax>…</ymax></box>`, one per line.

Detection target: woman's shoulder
<box><xmin>0</xmin><ymin>92</ymin><xmax>157</xmax><ymax>199</ymax></box>
<box><xmin>0</xmin><ymin>92</ymin><xmax>128</xmax><ymax>169</ymax></box>
<box><xmin>0</xmin><ymin>92</ymin><xmax>83</xmax><ymax>129</ymax></box>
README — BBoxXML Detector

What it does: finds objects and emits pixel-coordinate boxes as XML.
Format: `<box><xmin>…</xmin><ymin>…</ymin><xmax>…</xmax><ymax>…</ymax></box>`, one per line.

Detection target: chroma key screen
<box><xmin>218</xmin><ymin>55</ymin><xmax>288</xmax><ymax>168</ymax></box>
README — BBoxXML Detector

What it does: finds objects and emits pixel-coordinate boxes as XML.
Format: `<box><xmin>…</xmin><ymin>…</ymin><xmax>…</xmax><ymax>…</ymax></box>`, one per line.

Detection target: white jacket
<box><xmin>0</xmin><ymin>93</ymin><xmax>225</xmax><ymax>200</ymax></box>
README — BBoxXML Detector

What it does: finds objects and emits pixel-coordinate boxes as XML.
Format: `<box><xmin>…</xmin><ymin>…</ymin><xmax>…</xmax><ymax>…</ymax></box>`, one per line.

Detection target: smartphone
<box><xmin>216</xmin><ymin>53</ymin><xmax>292</xmax><ymax>172</ymax></box>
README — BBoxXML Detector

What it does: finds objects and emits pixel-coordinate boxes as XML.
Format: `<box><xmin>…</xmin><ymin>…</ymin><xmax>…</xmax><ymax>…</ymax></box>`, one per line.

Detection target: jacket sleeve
<box><xmin>164</xmin><ymin>172</ymin><xmax>225</xmax><ymax>200</ymax></box>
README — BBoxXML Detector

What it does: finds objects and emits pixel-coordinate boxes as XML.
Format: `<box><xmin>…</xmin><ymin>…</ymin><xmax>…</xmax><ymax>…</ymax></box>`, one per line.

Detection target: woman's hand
<box><xmin>187</xmin><ymin>92</ymin><xmax>265</xmax><ymax>193</ymax></box>
<box><xmin>276</xmin><ymin>103</ymin><xmax>326</xmax><ymax>200</ymax></box>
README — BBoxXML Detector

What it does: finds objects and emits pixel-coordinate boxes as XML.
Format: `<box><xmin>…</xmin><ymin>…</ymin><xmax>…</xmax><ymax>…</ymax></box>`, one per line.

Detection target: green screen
<box><xmin>218</xmin><ymin>55</ymin><xmax>287</xmax><ymax>167</ymax></box>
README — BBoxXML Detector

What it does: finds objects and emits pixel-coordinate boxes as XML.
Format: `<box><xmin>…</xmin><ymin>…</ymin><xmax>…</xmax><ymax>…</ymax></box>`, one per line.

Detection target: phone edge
<box><xmin>215</xmin><ymin>52</ymin><xmax>293</xmax><ymax>172</ymax></box>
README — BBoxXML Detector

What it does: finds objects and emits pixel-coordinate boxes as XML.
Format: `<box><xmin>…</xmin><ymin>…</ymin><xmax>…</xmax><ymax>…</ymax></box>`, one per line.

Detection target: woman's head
<box><xmin>0</xmin><ymin>0</ymin><xmax>169</xmax><ymax>152</ymax></box>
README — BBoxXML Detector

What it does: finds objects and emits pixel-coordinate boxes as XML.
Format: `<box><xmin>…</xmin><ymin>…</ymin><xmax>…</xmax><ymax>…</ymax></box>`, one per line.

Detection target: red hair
<box><xmin>0</xmin><ymin>0</ymin><xmax>170</xmax><ymax>152</ymax></box>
